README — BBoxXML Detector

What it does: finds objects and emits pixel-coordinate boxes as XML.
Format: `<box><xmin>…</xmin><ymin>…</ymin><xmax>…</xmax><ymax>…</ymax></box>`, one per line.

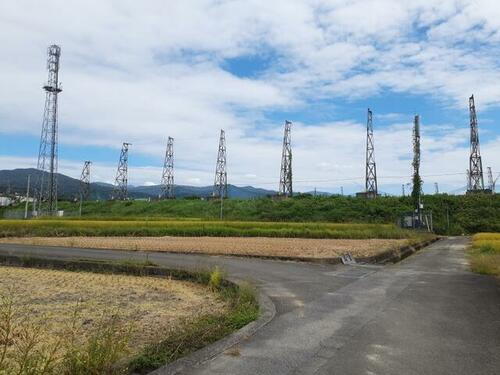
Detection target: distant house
<box><xmin>0</xmin><ymin>197</ymin><xmax>12</xmax><ymax>206</ymax></box>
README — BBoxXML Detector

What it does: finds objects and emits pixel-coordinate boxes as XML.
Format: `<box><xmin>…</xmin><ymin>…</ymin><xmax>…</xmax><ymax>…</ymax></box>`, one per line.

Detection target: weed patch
<box><xmin>469</xmin><ymin>233</ymin><xmax>500</xmax><ymax>276</ymax></box>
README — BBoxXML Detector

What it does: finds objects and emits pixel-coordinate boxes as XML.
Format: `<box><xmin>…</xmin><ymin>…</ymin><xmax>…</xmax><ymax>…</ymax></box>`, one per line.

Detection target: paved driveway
<box><xmin>0</xmin><ymin>237</ymin><xmax>498</xmax><ymax>374</ymax></box>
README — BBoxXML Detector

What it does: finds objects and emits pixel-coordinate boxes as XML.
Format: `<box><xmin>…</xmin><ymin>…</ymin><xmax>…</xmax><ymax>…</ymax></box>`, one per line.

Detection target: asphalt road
<box><xmin>0</xmin><ymin>237</ymin><xmax>498</xmax><ymax>374</ymax></box>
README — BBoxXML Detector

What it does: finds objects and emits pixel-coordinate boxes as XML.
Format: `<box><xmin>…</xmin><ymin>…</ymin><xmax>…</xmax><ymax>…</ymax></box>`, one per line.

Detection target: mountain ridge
<box><xmin>0</xmin><ymin>168</ymin><xmax>276</xmax><ymax>199</ymax></box>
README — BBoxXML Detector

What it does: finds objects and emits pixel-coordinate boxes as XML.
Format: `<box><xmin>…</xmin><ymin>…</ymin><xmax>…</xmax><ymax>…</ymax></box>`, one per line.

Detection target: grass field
<box><xmin>40</xmin><ymin>193</ymin><xmax>498</xmax><ymax>235</ymax></box>
<box><xmin>0</xmin><ymin>264</ymin><xmax>259</xmax><ymax>374</ymax></box>
<box><xmin>0</xmin><ymin>265</ymin><xmax>226</xmax><ymax>373</ymax></box>
<box><xmin>0</xmin><ymin>219</ymin><xmax>422</xmax><ymax>239</ymax></box>
<box><xmin>469</xmin><ymin>233</ymin><xmax>500</xmax><ymax>276</ymax></box>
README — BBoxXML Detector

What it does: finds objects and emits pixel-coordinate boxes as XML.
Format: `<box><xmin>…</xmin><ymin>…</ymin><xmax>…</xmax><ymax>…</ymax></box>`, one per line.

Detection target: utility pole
<box><xmin>412</xmin><ymin>115</ymin><xmax>422</xmax><ymax>224</ymax></box>
<box><xmin>213</xmin><ymin>129</ymin><xmax>227</xmax><ymax>199</ymax></box>
<box><xmin>160</xmin><ymin>137</ymin><xmax>174</xmax><ymax>199</ymax></box>
<box><xmin>24</xmin><ymin>175</ymin><xmax>30</xmax><ymax>219</ymax></box>
<box><xmin>341</xmin><ymin>186</ymin><xmax>344</xmax><ymax>196</ymax></box>
<box><xmin>79</xmin><ymin>161</ymin><xmax>91</xmax><ymax>216</ymax></box>
<box><xmin>434</xmin><ymin>182</ymin><xmax>439</xmax><ymax>194</ymax></box>
<box><xmin>486</xmin><ymin>167</ymin><xmax>494</xmax><ymax>192</ymax></box>
<box><xmin>365</xmin><ymin>108</ymin><xmax>378</xmax><ymax>198</ymax></box>
<box><xmin>468</xmin><ymin>95</ymin><xmax>484</xmax><ymax>192</ymax></box>
<box><xmin>278</xmin><ymin>120</ymin><xmax>292</xmax><ymax>197</ymax></box>
<box><xmin>36</xmin><ymin>44</ymin><xmax>62</xmax><ymax>216</ymax></box>
<box><xmin>402</xmin><ymin>184</ymin><xmax>405</xmax><ymax>197</ymax></box>
<box><xmin>112</xmin><ymin>143</ymin><xmax>131</xmax><ymax>200</ymax></box>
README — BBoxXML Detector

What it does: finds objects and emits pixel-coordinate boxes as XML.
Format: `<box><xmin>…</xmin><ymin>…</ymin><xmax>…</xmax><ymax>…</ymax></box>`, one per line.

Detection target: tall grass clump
<box><xmin>0</xmin><ymin>291</ymin><xmax>132</xmax><ymax>375</ymax></box>
<box><xmin>469</xmin><ymin>233</ymin><xmax>500</xmax><ymax>276</ymax></box>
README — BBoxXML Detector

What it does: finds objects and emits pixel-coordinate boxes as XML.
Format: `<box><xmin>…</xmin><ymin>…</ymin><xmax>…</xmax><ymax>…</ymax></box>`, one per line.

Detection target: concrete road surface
<box><xmin>0</xmin><ymin>236</ymin><xmax>498</xmax><ymax>375</ymax></box>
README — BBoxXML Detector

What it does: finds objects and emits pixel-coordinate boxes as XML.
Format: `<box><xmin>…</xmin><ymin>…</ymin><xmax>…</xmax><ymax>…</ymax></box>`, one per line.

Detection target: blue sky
<box><xmin>0</xmin><ymin>1</ymin><xmax>499</xmax><ymax>194</ymax></box>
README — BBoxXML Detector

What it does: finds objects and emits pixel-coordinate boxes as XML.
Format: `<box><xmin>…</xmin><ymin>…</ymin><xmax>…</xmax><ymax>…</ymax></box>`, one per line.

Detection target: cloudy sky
<box><xmin>0</xmin><ymin>0</ymin><xmax>499</xmax><ymax>195</ymax></box>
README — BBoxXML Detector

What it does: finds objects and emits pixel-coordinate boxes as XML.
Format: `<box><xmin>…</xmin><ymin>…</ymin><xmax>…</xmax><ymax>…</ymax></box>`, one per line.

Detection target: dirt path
<box><xmin>0</xmin><ymin>236</ymin><xmax>406</xmax><ymax>258</ymax></box>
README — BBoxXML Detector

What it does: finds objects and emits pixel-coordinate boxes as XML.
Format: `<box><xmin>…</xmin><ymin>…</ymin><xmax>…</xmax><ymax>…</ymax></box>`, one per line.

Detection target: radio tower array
<box><xmin>36</xmin><ymin>44</ymin><xmax>62</xmax><ymax>215</ymax></box>
<box><xmin>160</xmin><ymin>137</ymin><xmax>174</xmax><ymax>199</ymax></box>
<box><xmin>213</xmin><ymin>130</ymin><xmax>227</xmax><ymax>199</ymax></box>
<box><xmin>112</xmin><ymin>143</ymin><xmax>131</xmax><ymax>200</ymax></box>
<box><xmin>279</xmin><ymin>120</ymin><xmax>293</xmax><ymax>197</ymax></box>
<box><xmin>365</xmin><ymin>108</ymin><xmax>378</xmax><ymax>198</ymax></box>
<box><xmin>79</xmin><ymin>161</ymin><xmax>91</xmax><ymax>201</ymax></box>
<box><xmin>468</xmin><ymin>95</ymin><xmax>485</xmax><ymax>192</ymax></box>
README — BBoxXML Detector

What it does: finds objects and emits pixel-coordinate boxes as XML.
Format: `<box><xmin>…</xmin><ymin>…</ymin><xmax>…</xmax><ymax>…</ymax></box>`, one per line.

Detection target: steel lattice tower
<box><xmin>365</xmin><ymin>108</ymin><xmax>378</xmax><ymax>198</ymax></box>
<box><xmin>468</xmin><ymin>95</ymin><xmax>484</xmax><ymax>192</ymax></box>
<box><xmin>160</xmin><ymin>137</ymin><xmax>174</xmax><ymax>199</ymax></box>
<box><xmin>486</xmin><ymin>167</ymin><xmax>494</xmax><ymax>192</ymax></box>
<box><xmin>213</xmin><ymin>130</ymin><xmax>227</xmax><ymax>199</ymax></box>
<box><xmin>411</xmin><ymin>115</ymin><xmax>422</xmax><ymax>213</ymax></box>
<box><xmin>279</xmin><ymin>120</ymin><xmax>293</xmax><ymax>197</ymax></box>
<box><xmin>36</xmin><ymin>45</ymin><xmax>62</xmax><ymax>215</ymax></box>
<box><xmin>112</xmin><ymin>143</ymin><xmax>131</xmax><ymax>200</ymax></box>
<box><xmin>79</xmin><ymin>161</ymin><xmax>91</xmax><ymax>201</ymax></box>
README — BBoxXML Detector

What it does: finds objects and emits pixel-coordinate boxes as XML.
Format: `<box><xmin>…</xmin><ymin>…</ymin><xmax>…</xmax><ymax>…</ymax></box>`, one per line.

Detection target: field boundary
<box><xmin>0</xmin><ymin>236</ymin><xmax>438</xmax><ymax>265</ymax></box>
<box><xmin>355</xmin><ymin>237</ymin><xmax>441</xmax><ymax>264</ymax></box>
<box><xmin>0</xmin><ymin>254</ymin><xmax>276</xmax><ymax>375</ymax></box>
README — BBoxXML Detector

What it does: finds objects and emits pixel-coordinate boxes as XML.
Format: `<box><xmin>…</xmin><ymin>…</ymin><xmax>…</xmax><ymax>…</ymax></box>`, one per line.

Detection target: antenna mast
<box><xmin>112</xmin><ymin>142</ymin><xmax>131</xmax><ymax>200</ymax></box>
<box><xmin>365</xmin><ymin>108</ymin><xmax>378</xmax><ymax>198</ymax></box>
<box><xmin>411</xmin><ymin>115</ymin><xmax>422</xmax><ymax>216</ymax></box>
<box><xmin>36</xmin><ymin>44</ymin><xmax>62</xmax><ymax>215</ymax></box>
<box><xmin>468</xmin><ymin>95</ymin><xmax>484</xmax><ymax>192</ymax></box>
<box><xmin>279</xmin><ymin>120</ymin><xmax>293</xmax><ymax>197</ymax></box>
<box><xmin>79</xmin><ymin>161</ymin><xmax>91</xmax><ymax>201</ymax></box>
<box><xmin>160</xmin><ymin>137</ymin><xmax>174</xmax><ymax>199</ymax></box>
<box><xmin>213</xmin><ymin>130</ymin><xmax>227</xmax><ymax>199</ymax></box>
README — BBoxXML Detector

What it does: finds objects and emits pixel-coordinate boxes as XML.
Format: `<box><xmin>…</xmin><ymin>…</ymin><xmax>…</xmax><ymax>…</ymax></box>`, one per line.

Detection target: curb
<box><xmin>148</xmin><ymin>280</ymin><xmax>276</xmax><ymax>375</ymax></box>
<box><xmin>0</xmin><ymin>253</ymin><xmax>277</xmax><ymax>375</ymax></box>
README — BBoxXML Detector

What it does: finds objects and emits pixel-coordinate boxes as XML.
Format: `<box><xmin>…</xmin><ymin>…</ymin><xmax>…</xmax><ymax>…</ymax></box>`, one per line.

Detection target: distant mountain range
<box><xmin>0</xmin><ymin>168</ymin><xmax>277</xmax><ymax>199</ymax></box>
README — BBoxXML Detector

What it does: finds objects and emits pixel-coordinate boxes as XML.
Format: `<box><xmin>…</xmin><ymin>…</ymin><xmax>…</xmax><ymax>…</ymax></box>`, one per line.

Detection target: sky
<box><xmin>0</xmin><ymin>0</ymin><xmax>499</xmax><ymax>195</ymax></box>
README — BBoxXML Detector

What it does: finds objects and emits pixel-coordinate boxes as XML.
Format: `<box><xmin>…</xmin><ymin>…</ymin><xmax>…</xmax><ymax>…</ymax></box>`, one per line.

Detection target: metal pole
<box><xmin>24</xmin><ymin>175</ymin><xmax>30</xmax><ymax>219</ymax></box>
<box><xmin>446</xmin><ymin>206</ymin><xmax>450</xmax><ymax>233</ymax></box>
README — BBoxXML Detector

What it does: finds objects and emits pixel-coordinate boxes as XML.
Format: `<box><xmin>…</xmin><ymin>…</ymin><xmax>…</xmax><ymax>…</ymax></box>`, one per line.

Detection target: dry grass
<box><xmin>0</xmin><ymin>236</ymin><xmax>408</xmax><ymax>258</ymax></box>
<box><xmin>469</xmin><ymin>233</ymin><xmax>500</xmax><ymax>276</ymax></box>
<box><xmin>0</xmin><ymin>265</ymin><xmax>226</xmax><ymax>360</ymax></box>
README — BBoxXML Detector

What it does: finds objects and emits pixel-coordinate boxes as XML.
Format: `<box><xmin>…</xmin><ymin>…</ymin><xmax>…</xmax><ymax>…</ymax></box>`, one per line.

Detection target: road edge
<box><xmin>148</xmin><ymin>279</ymin><xmax>276</xmax><ymax>375</ymax></box>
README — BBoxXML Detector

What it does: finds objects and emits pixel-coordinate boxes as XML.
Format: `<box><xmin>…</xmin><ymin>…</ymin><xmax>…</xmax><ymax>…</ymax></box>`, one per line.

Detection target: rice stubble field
<box><xmin>0</xmin><ymin>265</ymin><xmax>227</xmax><ymax>371</ymax></box>
<box><xmin>0</xmin><ymin>236</ymin><xmax>409</xmax><ymax>258</ymax></box>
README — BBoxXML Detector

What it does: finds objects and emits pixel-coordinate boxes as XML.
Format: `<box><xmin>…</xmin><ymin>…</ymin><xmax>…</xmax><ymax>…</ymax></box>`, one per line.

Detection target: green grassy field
<box><xmin>31</xmin><ymin>193</ymin><xmax>498</xmax><ymax>235</ymax></box>
<box><xmin>0</xmin><ymin>219</ymin><xmax>422</xmax><ymax>239</ymax></box>
<box><xmin>469</xmin><ymin>233</ymin><xmax>500</xmax><ymax>276</ymax></box>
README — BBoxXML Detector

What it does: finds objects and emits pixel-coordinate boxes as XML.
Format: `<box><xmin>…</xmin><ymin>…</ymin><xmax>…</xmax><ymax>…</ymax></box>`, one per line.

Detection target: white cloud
<box><xmin>0</xmin><ymin>0</ymin><xmax>499</xmax><ymax>195</ymax></box>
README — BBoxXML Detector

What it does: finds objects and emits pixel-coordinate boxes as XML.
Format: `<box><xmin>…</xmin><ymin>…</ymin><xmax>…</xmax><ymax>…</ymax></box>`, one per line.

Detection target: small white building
<box><xmin>0</xmin><ymin>197</ymin><xmax>12</xmax><ymax>206</ymax></box>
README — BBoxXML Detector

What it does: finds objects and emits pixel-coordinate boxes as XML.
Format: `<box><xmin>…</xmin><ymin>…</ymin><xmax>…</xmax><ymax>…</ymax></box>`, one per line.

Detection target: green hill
<box><xmin>48</xmin><ymin>193</ymin><xmax>499</xmax><ymax>235</ymax></box>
